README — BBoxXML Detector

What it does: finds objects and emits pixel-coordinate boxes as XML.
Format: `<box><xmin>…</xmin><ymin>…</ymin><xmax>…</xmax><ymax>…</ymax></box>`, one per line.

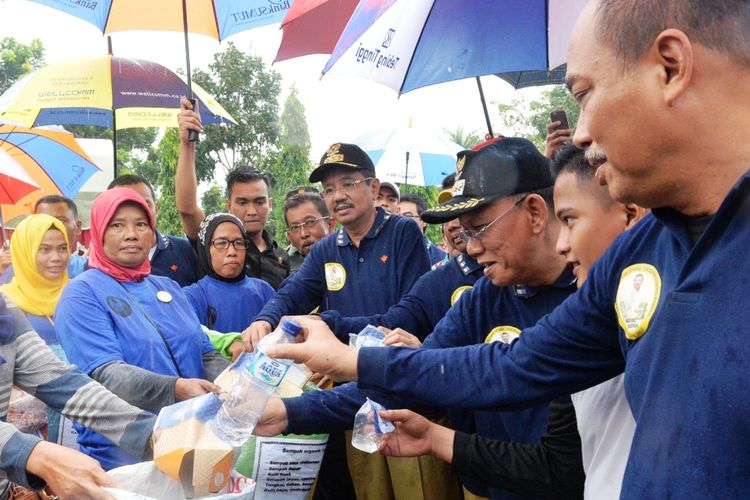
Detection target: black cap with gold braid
<box><xmin>422</xmin><ymin>137</ymin><xmax>553</xmax><ymax>224</ymax></box>
<box><xmin>309</xmin><ymin>142</ymin><xmax>376</xmax><ymax>183</ymax></box>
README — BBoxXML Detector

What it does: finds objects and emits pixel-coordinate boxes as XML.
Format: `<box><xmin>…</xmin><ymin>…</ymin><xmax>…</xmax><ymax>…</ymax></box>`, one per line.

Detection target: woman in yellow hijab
<box><xmin>0</xmin><ymin>214</ymin><xmax>72</xmax><ymax>446</ymax></box>
<box><xmin>0</xmin><ymin>214</ymin><xmax>70</xmax><ymax>347</ymax></box>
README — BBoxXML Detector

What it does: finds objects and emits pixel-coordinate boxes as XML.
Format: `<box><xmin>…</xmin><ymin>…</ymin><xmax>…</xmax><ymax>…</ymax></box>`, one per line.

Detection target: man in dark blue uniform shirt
<box><xmin>255</xmin><ymin>137</ymin><xmax>580</xmax><ymax>500</ymax></box>
<box><xmin>259</xmin><ymin>2</ymin><xmax>750</xmax><ymax>498</ymax></box>
<box><xmin>108</xmin><ymin>175</ymin><xmax>198</xmax><ymax>286</ymax></box>
<box><xmin>245</xmin><ymin>142</ymin><xmax>438</xmax><ymax>500</ymax></box>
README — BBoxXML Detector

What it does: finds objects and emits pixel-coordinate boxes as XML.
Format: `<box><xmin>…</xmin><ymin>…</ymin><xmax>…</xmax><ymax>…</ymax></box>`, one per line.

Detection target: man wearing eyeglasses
<box><xmin>243</xmin><ymin>142</ymin><xmax>434</xmax><ymax>500</ymax></box>
<box><xmin>252</xmin><ymin>137</ymin><xmax>579</xmax><ymax>500</ymax></box>
<box><xmin>282</xmin><ymin>189</ymin><xmax>336</xmax><ymax>272</ymax></box>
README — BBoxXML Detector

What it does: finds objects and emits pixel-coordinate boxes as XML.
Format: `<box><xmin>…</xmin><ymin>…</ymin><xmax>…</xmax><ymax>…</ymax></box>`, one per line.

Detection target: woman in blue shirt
<box><xmin>183</xmin><ymin>213</ymin><xmax>275</xmax><ymax>359</ymax></box>
<box><xmin>55</xmin><ymin>188</ymin><xmax>228</xmax><ymax>470</ymax></box>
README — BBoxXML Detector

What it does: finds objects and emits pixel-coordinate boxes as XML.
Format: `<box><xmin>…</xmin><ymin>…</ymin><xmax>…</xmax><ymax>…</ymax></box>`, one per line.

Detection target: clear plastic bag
<box><xmin>107</xmin><ymin>461</ymin><xmax>254</xmax><ymax>499</ymax></box>
<box><xmin>348</xmin><ymin>325</ymin><xmax>386</xmax><ymax>349</ymax></box>
<box><xmin>351</xmin><ymin>398</ymin><xmax>395</xmax><ymax>453</ymax></box>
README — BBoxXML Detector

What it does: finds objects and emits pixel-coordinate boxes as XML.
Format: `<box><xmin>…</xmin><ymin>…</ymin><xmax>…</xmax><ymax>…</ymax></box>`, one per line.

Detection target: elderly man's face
<box><xmin>566</xmin><ymin>2</ymin><xmax>674</xmax><ymax>208</ymax></box>
<box><xmin>459</xmin><ymin>197</ymin><xmax>533</xmax><ymax>287</ymax></box>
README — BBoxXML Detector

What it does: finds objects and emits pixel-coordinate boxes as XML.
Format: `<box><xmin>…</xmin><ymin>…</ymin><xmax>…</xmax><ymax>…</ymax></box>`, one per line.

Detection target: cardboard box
<box><xmin>153</xmin><ymin>393</ymin><xmax>234</xmax><ymax>498</ymax></box>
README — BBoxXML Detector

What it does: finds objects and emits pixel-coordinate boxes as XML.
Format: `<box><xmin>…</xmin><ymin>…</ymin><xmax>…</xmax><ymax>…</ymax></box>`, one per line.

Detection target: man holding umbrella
<box><xmin>176</xmin><ymin>100</ymin><xmax>290</xmax><ymax>289</ymax></box>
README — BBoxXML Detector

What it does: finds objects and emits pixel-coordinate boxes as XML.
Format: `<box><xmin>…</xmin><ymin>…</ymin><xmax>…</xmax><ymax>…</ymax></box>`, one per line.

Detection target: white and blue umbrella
<box><xmin>352</xmin><ymin>126</ymin><xmax>463</xmax><ymax>187</ymax></box>
<box><xmin>322</xmin><ymin>0</ymin><xmax>586</xmax><ymax>134</ymax></box>
<box><xmin>323</xmin><ymin>0</ymin><xmax>585</xmax><ymax>92</ymax></box>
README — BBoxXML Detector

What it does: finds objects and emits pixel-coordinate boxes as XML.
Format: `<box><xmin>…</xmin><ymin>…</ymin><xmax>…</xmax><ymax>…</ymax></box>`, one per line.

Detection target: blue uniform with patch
<box><xmin>255</xmin><ymin>208</ymin><xmax>430</xmax><ymax>326</ymax></box>
<box><xmin>287</xmin><ymin>268</ymin><xmax>576</xmax><ymax>499</ymax></box>
<box><xmin>151</xmin><ymin>230</ymin><xmax>199</xmax><ymax>287</ymax></box>
<box><xmin>423</xmin><ymin>270</ymin><xmax>576</xmax><ymax>499</ymax></box>
<box><xmin>356</xmin><ymin>172</ymin><xmax>750</xmax><ymax>499</ymax></box>
<box><xmin>320</xmin><ymin>253</ymin><xmax>483</xmax><ymax>341</ymax></box>
<box><xmin>55</xmin><ymin>269</ymin><xmax>214</xmax><ymax>470</ymax></box>
<box><xmin>183</xmin><ymin>275</ymin><xmax>275</xmax><ymax>332</ymax></box>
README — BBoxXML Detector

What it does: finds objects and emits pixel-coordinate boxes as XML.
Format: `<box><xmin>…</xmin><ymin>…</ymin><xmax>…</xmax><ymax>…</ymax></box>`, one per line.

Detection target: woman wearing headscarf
<box><xmin>0</xmin><ymin>214</ymin><xmax>69</xmax><ymax>350</ymax></box>
<box><xmin>183</xmin><ymin>213</ymin><xmax>275</xmax><ymax>358</ymax></box>
<box><xmin>1</xmin><ymin>214</ymin><xmax>73</xmax><ymax>446</ymax></box>
<box><xmin>55</xmin><ymin>188</ymin><xmax>228</xmax><ymax>470</ymax></box>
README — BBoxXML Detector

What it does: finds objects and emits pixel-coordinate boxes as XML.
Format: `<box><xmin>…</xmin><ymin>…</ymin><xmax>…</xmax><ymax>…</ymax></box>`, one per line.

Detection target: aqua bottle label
<box><xmin>248</xmin><ymin>350</ymin><xmax>289</xmax><ymax>387</ymax></box>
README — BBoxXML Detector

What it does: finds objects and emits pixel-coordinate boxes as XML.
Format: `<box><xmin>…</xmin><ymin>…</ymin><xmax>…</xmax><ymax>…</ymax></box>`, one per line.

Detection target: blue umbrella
<box><xmin>322</xmin><ymin>0</ymin><xmax>586</xmax><ymax>134</ymax></box>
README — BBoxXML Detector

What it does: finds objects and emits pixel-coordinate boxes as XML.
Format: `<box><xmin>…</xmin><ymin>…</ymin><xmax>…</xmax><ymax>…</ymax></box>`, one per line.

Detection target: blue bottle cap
<box><xmin>281</xmin><ymin>319</ymin><xmax>302</xmax><ymax>337</ymax></box>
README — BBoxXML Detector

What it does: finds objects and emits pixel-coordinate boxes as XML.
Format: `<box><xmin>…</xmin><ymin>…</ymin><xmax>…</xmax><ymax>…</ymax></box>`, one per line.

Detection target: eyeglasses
<box><xmin>321</xmin><ymin>177</ymin><xmax>374</xmax><ymax>199</ymax></box>
<box><xmin>210</xmin><ymin>238</ymin><xmax>249</xmax><ymax>250</ymax></box>
<box><xmin>459</xmin><ymin>196</ymin><xmax>526</xmax><ymax>243</ymax></box>
<box><xmin>286</xmin><ymin>216</ymin><xmax>331</xmax><ymax>234</ymax></box>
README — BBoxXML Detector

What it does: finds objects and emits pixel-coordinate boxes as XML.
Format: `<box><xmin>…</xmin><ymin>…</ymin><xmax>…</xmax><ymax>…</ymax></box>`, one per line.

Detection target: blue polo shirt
<box><xmin>55</xmin><ymin>268</ymin><xmax>214</xmax><ymax>470</ymax></box>
<box><xmin>423</xmin><ymin>269</ymin><xmax>576</xmax><ymax>499</ymax></box>
<box><xmin>151</xmin><ymin>230</ymin><xmax>199</xmax><ymax>287</ymax></box>
<box><xmin>356</xmin><ymin>171</ymin><xmax>750</xmax><ymax>499</ymax></box>
<box><xmin>183</xmin><ymin>275</ymin><xmax>275</xmax><ymax>333</ymax></box>
<box><xmin>255</xmin><ymin>208</ymin><xmax>430</xmax><ymax>326</ymax></box>
<box><xmin>320</xmin><ymin>252</ymin><xmax>484</xmax><ymax>341</ymax></box>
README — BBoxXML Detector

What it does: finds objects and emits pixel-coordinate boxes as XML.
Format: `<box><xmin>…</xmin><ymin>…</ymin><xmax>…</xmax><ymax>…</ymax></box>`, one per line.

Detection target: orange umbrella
<box><xmin>0</xmin><ymin>125</ymin><xmax>100</xmax><ymax>222</ymax></box>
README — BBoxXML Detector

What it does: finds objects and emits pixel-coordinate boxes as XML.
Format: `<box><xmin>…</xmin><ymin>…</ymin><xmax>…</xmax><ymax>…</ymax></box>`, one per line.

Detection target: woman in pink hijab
<box><xmin>55</xmin><ymin>188</ymin><xmax>228</xmax><ymax>470</ymax></box>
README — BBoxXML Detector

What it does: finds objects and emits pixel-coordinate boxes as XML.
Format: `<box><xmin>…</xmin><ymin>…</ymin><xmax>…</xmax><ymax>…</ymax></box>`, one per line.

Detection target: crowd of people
<box><xmin>1</xmin><ymin>0</ymin><xmax>749</xmax><ymax>498</ymax></box>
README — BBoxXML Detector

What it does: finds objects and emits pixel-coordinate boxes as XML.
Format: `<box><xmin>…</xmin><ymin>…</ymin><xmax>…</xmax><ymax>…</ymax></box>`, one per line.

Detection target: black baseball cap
<box><xmin>422</xmin><ymin>137</ymin><xmax>553</xmax><ymax>224</ymax></box>
<box><xmin>309</xmin><ymin>143</ymin><xmax>376</xmax><ymax>183</ymax></box>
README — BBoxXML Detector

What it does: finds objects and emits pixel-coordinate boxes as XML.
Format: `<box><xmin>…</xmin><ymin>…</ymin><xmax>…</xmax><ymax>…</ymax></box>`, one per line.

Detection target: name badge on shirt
<box><xmin>615</xmin><ymin>263</ymin><xmax>662</xmax><ymax>340</ymax></box>
<box><xmin>485</xmin><ymin>325</ymin><xmax>521</xmax><ymax>345</ymax></box>
<box><xmin>324</xmin><ymin>262</ymin><xmax>347</xmax><ymax>291</ymax></box>
<box><xmin>450</xmin><ymin>285</ymin><xmax>473</xmax><ymax>306</ymax></box>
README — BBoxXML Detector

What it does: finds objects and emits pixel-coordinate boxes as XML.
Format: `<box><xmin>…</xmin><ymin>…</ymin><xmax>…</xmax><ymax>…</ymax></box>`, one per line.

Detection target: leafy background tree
<box><xmin>0</xmin><ymin>37</ymin><xmax>44</xmax><ymax>93</ymax></box>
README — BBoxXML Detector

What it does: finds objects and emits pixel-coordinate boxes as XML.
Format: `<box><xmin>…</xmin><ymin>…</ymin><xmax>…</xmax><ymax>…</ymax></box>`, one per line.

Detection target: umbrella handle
<box><xmin>188</xmin><ymin>98</ymin><xmax>200</xmax><ymax>143</ymax></box>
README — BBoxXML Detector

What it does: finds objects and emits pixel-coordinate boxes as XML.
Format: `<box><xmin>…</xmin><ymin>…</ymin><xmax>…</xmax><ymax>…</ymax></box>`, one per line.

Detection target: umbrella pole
<box><xmin>475</xmin><ymin>77</ymin><xmax>494</xmax><ymax>138</ymax></box>
<box><xmin>108</xmin><ymin>36</ymin><xmax>119</xmax><ymax>178</ymax></box>
<box><xmin>404</xmin><ymin>151</ymin><xmax>410</xmax><ymax>189</ymax></box>
<box><xmin>182</xmin><ymin>0</ymin><xmax>200</xmax><ymax>143</ymax></box>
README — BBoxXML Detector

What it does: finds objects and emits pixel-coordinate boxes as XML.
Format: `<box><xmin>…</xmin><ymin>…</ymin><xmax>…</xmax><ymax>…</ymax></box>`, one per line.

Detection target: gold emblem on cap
<box><xmin>455</xmin><ymin>156</ymin><xmax>466</xmax><ymax>179</ymax></box>
<box><xmin>156</xmin><ymin>291</ymin><xmax>173</xmax><ymax>303</ymax></box>
<box><xmin>324</xmin><ymin>143</ymin><xmax>344</xmax><ymax>164</ymax></box>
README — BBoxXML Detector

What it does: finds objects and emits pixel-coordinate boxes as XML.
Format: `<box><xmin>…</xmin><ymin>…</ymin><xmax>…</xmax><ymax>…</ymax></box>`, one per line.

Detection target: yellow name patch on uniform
<box><xmin>450</xmin><ymin>285</ymin><xmax>473</xmax><ymax>306</ymax></box>
<box><xmin>615</xmin><ymin>263</ymin><xmax>661</xmax><ymax>340</ymax></box>
<box><xmin>485</xmin><ymin>325</ymin><xmax>521</xmax><ymax>345</ymax></box>
<box><xmin>324</xmin><ymin>262</ymin><xmax>347</xmax><ymax>291</ymax></box>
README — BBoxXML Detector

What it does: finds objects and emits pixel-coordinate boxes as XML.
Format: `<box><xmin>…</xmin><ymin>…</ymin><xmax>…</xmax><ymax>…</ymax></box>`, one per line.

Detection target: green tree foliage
<box><xmin>497</xmin><ymin>86</ymin><xmax>579</xmax><ymax>150</ymax></box>
<box><xmin>444</xmin><ymin>126</ymin><xmax>481</xmax><ymax>149</ymax></box>
<box><xmin>192</xmin><ymin>42</ymin><xmax>282</xmax><ymax>178</ymax></box>
<box><xmin>0</xmin><ymin>37</ymin><xmax>45</xmax><ymax>93</ymax></box>
<box><xmin>266</xmin><ymin>88</ymin><xmax>315</xmax><ymax>245</ymax></box>
<box><xmin>150</xmin><ymin>129</ymin><xmax>184</xmax><ymax>235</ymax></box>
<box><xmin>279</xmin><ymin>86</ymin><xmax>310</xmax><ymax>150</ymax></box>
<box><xmin>201</xmin><ymin>185</ymin><xmax>225</xmax><ymax>216</ymax></box>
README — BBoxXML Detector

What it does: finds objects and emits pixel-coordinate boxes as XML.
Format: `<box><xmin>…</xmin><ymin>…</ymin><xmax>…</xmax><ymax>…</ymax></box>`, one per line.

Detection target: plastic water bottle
<box><xmin>214</xmin><ymin>319</ymin><xmax>302</xmax><ymax>446</ymax></box>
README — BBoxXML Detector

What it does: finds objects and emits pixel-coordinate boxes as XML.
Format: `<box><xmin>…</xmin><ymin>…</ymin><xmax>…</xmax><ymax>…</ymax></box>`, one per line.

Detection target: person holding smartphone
<box><xmin>545</xmin><ymin>110</ymin><xmax>573</xmax><ymax>160</ymax></box>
